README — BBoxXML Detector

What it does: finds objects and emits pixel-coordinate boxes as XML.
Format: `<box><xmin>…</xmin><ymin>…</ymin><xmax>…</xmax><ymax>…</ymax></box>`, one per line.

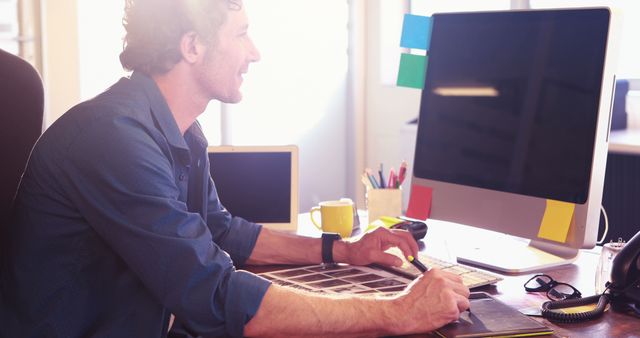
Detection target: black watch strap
<box><xmin>321</xmin><ymin>233</ymin><xmax>341</xmax><ymax>264</ymax></box>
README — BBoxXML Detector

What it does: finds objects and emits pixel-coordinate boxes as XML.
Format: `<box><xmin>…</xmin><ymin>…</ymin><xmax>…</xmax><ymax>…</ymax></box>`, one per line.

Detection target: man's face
<box><xmin>196</xmin><ymin>6</ymin><xmax>260</xmax><ymax>103</ymax></box>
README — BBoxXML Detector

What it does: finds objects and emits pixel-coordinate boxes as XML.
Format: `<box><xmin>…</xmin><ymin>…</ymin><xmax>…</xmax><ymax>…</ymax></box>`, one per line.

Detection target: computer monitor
<box><xmin>411</xmin><ymin>8</ymin><xmax>617</xmax><ymax>273</ymax></box>
<box><xmin>208</xmin><ymin>145</ymin><xmax>299</xmax><ymax>232</ymax></box>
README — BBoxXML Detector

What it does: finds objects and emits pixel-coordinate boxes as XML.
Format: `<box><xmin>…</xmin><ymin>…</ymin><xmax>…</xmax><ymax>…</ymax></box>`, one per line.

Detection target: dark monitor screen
<box><xmin>209</xmin><ymin>152</ymin><xmax>292</xmax><ymax>223</ymax></box>
<box><xmin>414</xmin><ymin>9</ymin><xmax>610</xmax><ymax>204</ymax></box>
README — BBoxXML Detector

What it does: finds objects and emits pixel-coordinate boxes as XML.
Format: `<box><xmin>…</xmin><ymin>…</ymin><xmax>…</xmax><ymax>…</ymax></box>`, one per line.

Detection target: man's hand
<box><xmin>336</xmin><ymin>226</ymin><xmax>419</xmax><ymax>267</ymax></box>
<box><xmin>389</xmin><ymin>269</ymin><xmax>471</xmax><ymax>335</ymax></box>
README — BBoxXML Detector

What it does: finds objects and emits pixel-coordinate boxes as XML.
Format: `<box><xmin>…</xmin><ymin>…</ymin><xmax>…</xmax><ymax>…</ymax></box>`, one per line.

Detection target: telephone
<box><xmin>608</xmin><ymin>230</ymin><xmax>640</xmax><ymax>311</ymax></box>
<box><xmin>541</xmin><ymin>230</ymin><xmax>640</xmax><ymax>322</ymax></box>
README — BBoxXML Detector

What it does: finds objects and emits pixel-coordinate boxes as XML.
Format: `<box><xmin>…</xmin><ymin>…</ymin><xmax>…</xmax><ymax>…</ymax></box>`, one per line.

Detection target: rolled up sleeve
<box><xmin>204</xmin><ymin>177</ymin><xmax>263</xmax><ymax>267</ymax></box>
<box><xmin>225</xmin><ymin>270</ymin><xmax>271</xmax><ymax>337</ymax></box>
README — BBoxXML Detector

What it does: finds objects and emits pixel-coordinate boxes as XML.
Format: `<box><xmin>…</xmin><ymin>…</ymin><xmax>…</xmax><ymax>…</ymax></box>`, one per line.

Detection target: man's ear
<box><xmin>179</xmin><ymin>31</ymin><xmax>205</xmax><ymax>64</ymax></box>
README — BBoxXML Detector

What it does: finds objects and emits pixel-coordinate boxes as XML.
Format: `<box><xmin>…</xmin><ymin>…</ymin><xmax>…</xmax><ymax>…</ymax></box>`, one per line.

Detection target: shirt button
<box><xmin>179</xmin><ymin>173</ymin><xmax>186</xmax><ymax>181</ymax></box>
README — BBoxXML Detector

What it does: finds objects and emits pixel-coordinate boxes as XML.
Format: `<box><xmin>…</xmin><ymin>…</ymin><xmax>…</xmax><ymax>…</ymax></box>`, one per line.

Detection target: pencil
<box><xmin>365</xmin><ymin>168</ymin><xmax>380</xmax><ymax>189</ymax></box>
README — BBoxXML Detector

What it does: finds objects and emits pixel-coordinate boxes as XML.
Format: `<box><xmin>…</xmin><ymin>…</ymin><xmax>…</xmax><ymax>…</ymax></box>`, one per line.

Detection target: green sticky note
<box><xmin>397</xmin><ymin>53</ymin><xmax>427</xmax><ymax>89</ymax></box>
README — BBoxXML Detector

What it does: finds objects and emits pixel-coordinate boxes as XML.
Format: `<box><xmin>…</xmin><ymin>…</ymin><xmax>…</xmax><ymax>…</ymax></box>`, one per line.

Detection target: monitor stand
<box><xmin>455</xmin><ymin>239</ymin><xmax>578</xmax><ymax>274</ymax></box>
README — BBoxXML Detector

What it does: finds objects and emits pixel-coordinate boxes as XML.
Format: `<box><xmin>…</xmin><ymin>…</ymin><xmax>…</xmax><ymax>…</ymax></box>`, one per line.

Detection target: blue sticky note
<box><xmin>400</xmin><ymin>14</ymin><xmax>431</xmax><ymax>50</ymax></box>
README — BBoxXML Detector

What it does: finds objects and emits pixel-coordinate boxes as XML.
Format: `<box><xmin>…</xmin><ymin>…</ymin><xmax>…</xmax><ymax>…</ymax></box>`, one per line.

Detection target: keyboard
<box><xmin>386</xmin><ymin>249</ymin><xmax>503</xmax><ymax>289</ymax></box>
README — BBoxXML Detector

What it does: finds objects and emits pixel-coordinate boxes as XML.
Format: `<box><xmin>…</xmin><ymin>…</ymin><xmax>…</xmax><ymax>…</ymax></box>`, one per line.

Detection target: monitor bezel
<box><xmin>409</xmin><ymin>7</ymin><xmax>618</xmax><ymax>272</ymax></box>
<box><xmin>207</xmin><ymin>145</ymin><xmax>299</xmax><ymax>233</ymax></box>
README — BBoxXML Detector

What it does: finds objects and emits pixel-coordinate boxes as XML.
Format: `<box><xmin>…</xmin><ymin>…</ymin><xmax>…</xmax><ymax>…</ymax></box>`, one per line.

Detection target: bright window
<box><xmin>76</xmin><ymin>2</ymin><xmax>222</xmax><ymax>144</ymax></box>
<box><xmin>77</xmin><ymin>1</ymin><xmax>127</xmax><ymax>100</ymax></box>
<box><xmin>224</xmin><ymin>0</ymin><xmax>349</xmax><ymax>146</ymax></box>
<box><xmin>0</xmin><ymin>0</ymin><xmax>19</xmax><ymax>54</ymax></box>
<box><xmin>410</xmin><ymin>0</ymin><xmax>511</xmax><ymax>14</ymax></box>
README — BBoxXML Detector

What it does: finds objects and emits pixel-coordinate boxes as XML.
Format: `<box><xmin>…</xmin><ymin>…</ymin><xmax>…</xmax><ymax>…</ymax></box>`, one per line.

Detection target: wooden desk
<box><xmin>485</xmin><ymin>250</ymin><xmax>639</xmax><ymax>338</ymax></box>
<box><xmin>249</xmin><ymin>214</ymin><xmax>640</xmax><ymax>337</ymax></box>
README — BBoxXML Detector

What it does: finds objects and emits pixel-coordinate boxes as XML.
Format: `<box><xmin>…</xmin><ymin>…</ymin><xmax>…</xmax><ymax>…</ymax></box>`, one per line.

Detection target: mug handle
<box><xmin>310</xmin><ymin>206</ymin><xmax>323</xmax><ymax>231</ymax></box>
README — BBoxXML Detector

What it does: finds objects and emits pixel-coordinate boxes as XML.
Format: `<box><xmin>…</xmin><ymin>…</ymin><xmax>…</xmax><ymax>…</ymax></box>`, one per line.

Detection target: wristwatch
<box><xmin>321</xmin><ymin>232</ymin><xmax>342</xmax><ymax>264</ymax></box>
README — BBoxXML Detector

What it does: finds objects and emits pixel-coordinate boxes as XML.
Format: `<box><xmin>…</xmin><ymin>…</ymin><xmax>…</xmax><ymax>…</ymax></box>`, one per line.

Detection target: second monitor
<box><xmin>208</xmin><ymin>145</ymin><xmax>299</xmax><ymax>232</ymax></box>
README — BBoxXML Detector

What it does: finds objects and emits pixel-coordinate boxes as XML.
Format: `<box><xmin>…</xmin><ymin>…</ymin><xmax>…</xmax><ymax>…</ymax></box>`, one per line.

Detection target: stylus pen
<box><xmin>407</xmin><ymin>255</ymin><xmax>429</xmax><ymax>273</ymax></box>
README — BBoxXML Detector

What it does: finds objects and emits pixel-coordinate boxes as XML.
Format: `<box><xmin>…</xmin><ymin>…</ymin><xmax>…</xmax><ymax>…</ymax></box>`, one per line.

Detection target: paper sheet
<box><xmin>400</xmin><ymin>14</ymin><xmax>432</xmax><ymax>50</ymax></box>
<box><xmin>537</xmin><ymin>199</ymin><xmax>575</xmax><ymax>243</ymax></box>
<box><xmin>405</xmin><ymin>184</ymin><xmax>432</xmax><ymax>220</ymax></box>
<box><xmin>397</xmin><ymin>53</ymin><xmax>427</xmax><ymax>89</ymax></box>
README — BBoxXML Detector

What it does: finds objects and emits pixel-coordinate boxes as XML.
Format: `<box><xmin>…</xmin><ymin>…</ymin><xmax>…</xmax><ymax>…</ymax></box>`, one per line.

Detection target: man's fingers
<box><xmin>457</xmin><ymin>295</ymin><xmax>471</xmax><ymax>313</ymax></box>
<box><xmin>421</xmin><ymin>269</ymin><xmax>470</xmax><ymax>300</ymax></box>
<box><xmin>440</xmin><ymin>270</ymin><xmax>465</xmax><ymax>283</ymax></box>
<box><xmin>449</xmin><ymin>280</ymin><xmax>471</xmax><ymax>298</ymax></box>
<box><xmin>390</xmin><ymin>228</ymin><xmax>419</xmax><ymax>255</ymax></box>
<box><xmin>370</xmin><ymin>251</ymin><xmax>403</xmax><ymax>267</ymax></box>
<box><xmin>440</xmin><ymin>271</ymin><xmax>470</xmax><ymax>297</ymax></box>
<box><xmin>375</xmin><ymin>228</ymin><xmax>417</xmax><ymax>259</ymax></box>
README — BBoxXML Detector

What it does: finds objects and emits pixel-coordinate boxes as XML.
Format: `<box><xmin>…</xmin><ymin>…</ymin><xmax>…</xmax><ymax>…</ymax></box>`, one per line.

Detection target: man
<box><xmin>0</xmin><ymin>0</ymin><xmax>470</xmax><ymax>337</ymax></box>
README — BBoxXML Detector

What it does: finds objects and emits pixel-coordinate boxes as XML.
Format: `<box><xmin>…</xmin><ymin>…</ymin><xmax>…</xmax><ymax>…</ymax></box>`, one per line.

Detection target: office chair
<box><xmin>0</xmin><ymin>49</ymin><xmax>44</xmax><ymax>225</ymax></box>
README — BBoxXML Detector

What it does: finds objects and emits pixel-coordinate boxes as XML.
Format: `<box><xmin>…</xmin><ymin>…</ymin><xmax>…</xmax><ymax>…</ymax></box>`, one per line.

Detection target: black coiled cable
<box><xmin>541</xmin><ymin>294</ymin><xmax>610</xmax><ymax>323</ymax></box>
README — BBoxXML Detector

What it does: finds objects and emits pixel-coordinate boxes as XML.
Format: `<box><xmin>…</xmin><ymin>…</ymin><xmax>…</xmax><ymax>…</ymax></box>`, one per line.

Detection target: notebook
<box><xmin>436</xmin><ymin>292</ymin><xmax>553</xmax><ymax>338</ymax></box>
<box><xmin>207</xmin><ymin>145</ymin><xmax>299</xmax><ymax>232</ymax></box>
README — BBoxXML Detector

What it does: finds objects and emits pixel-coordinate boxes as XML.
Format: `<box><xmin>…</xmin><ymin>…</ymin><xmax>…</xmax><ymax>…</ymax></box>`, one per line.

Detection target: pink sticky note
<box><xmin>406</xmin><ymin>184</ymin><xmax>432</xmax><ymax>220</ymax></box>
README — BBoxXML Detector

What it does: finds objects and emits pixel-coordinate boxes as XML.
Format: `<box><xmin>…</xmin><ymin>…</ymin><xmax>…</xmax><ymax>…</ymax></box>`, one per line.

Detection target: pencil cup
<box><xmin>366</xmin><ymin>188</ymin><xmax>402</xmax><ymax>223</ymax></box>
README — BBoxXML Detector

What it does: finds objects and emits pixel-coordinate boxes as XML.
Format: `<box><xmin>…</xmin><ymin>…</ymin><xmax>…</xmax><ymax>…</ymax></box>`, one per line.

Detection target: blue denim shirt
<box><xmin>0</xmin><ymin>72</ymin><xmax>271</xmax><ymax>337</ymax></box>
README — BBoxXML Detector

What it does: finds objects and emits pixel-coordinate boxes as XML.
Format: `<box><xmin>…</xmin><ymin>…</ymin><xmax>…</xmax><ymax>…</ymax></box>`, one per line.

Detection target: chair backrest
<box><xmin>0</xmin><ymin>49</ymin><xmax>44</xmax><ymax>223</ymax></box>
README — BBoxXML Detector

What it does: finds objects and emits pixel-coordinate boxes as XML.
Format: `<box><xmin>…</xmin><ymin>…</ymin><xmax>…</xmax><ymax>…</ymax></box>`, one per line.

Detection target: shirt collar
<box><xmin>130</xmin><ymin>71</ymin><xmax>189</xmax><ymax>152</ymax></box>
<box><xmin>185</xmin><ymin>122</ymin><xmax>209</xmax><ymax>159</ymax></box>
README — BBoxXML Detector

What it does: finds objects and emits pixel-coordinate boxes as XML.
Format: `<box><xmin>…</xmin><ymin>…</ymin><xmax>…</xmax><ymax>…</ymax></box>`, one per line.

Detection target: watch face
<box><xmin>322</xmin><ymin>233</ymin><xmax>341</xmax><ymax>264</ymax></box>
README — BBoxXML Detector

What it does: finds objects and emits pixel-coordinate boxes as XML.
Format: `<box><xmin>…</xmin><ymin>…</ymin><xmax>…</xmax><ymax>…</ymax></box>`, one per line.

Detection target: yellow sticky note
<box><xmin>364</xmin><ymin>216</ymin><xmax>403</xmax><ymax>233</ymax></box>
<box><xmin>559</xmin><ymin>303</ymin><xmax>599</xmax><ymax>314</ymax></box>
<box><xmin>537</xmin><ymin>199</ymin><xmax>575</xmax><ymax>243</ymax></box>
<box><xmin>365</xmin><ymin>219</ymin><xmax>386</xmax><ymax>233</ymax></box>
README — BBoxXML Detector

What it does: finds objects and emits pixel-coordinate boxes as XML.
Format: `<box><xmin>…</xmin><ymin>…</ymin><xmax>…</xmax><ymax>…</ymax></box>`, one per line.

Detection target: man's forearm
<box><xmin>244</xmin><ymin>284</ymin><xmax>400</xmax><ymax>337</ymax></box>
<box><xmin>241</xmin><ymin>228</ymin><xmax>467</xmax><ymax>337</ymax></box>
<box><xmin>245</xmin><ymin>228</ymin><xmax>349</xmax><ymax>265</ymax></box>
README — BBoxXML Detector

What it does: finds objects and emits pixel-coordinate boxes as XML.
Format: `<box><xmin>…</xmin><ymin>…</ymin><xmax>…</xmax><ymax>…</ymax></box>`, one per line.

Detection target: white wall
<box><xmin>40</xmin><ymin>0</ymin><xmax>80</xmax><ymax>126</ymax></box>
<box><xmin>40</xmin><ymin>0</ymin><xmax>353</xmax><ymax>213</ymax></box>
<box><xmin>76</xmin><ymin>1</ymin><xmax>127</xmax><ymax>101</ymax></box>
<box><xmin>37</xmin><ymin>0</ymin><xmax>640</xmax><ymax>215</ymax></box>
<box><xmin>227</xmin><ymin>0</ymin><xmax>351</xmax><ymax>211</ymax></box>
<box><xmin>364</xmin><ymin>0</ymin><xmax>421</xmax><ymax>210</ymax></box>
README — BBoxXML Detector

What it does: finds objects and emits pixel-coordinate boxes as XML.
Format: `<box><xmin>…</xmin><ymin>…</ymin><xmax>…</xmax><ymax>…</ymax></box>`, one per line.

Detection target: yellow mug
<box><xmin>310</xmin><ymin>200</ymin><xmax>354</xmax><ymax>238</ymax></box>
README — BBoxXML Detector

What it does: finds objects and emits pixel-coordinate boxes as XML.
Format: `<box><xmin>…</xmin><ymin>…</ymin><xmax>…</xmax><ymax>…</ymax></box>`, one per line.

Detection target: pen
<box><xmin>388</xmin><ymin>168</ymin><xmax>396</xmax><ymax>189</ymax></box>
<box><xmin>365</xmin><ymin>169</ymin><xmax>380</xmax><ymax>189</ymax></box>
<box><xmin>397</xmin><ymin>161</ymin><xmax>407</xmax><ymax>187</ymax></box>
<box><xmin>407</xmin><ymin>255</ymin><xmax>429</xmax><ymax>273</ymax></box>
<box><xmin>361</xmin><ymin>173</ymin><xmax>373</xmax><ymax>190</ymax></box>
<box><xmin>378</xmin><ymin>163</ymin><xmax>386</xmax><ymax>188</ymax></box>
